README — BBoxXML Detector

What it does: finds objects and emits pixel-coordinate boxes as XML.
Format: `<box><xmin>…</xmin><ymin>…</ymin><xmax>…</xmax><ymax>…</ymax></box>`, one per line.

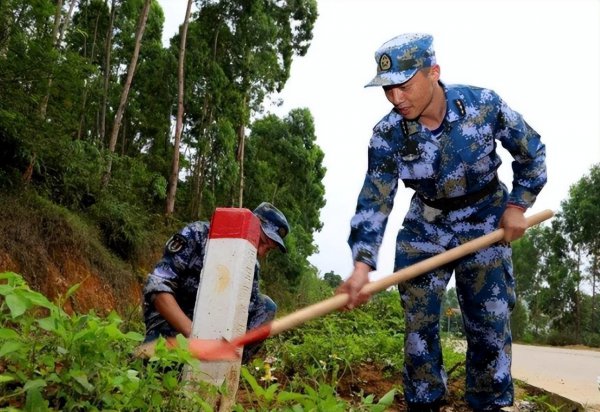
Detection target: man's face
<box><xmin>257</xmin><ymin>228</ymin><xmax>278</xmax><ymax>258</ymax></box>
<box><xmin>383</xmin><ymin>66</ymin><xmax>439</xmax><ymax>120</ymax></box>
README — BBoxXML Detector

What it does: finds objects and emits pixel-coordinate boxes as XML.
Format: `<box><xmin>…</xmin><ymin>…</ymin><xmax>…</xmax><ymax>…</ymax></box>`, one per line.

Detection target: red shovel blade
<box><xmin>187</xmin><ymin>338</ymin><xmax>240</xmax><ymax>361</ymax></box>
<box><xmin>187</xmin><ymin>323</ymin><xmax>273</xmax><ymax>361</ymax></box>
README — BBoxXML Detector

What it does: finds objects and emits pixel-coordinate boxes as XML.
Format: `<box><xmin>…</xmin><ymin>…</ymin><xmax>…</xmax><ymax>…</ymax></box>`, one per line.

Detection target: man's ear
<box><xmin>430</xmin><ymin>64</ymin><xmax>441</xmax><ymax>81</ymax></box>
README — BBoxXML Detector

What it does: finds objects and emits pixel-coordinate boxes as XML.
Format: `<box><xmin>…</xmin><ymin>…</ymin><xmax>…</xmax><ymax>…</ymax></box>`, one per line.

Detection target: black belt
<box><xmin>418</xmin><ymin>175</ymin><xmax>499</xmax><ymax>211</ymax></box>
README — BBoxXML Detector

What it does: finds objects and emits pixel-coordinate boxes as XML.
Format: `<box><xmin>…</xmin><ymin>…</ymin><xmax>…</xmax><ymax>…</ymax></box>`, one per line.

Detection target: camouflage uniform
<box><xmin>350</xmin><ymin>33</ymin><xmax>547</xmax><ymax>411</ymax></box>
<box><xmin>143</xmin><ymin>221</ymin><xmax>277</xmax><ymax>363</ymax></box>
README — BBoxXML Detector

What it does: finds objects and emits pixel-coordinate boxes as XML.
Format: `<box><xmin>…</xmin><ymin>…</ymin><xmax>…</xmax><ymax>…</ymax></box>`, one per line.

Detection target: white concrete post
<box><xmin>183</xmin><ymin>207</ymin><xmax>260</xmax><ymax>408</ymax></box>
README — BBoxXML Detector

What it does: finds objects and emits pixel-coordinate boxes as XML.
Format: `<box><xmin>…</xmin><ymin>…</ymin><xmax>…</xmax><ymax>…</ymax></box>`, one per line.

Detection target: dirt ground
<box><xmin>236</xmin><ymin>362</ymin><xmax>576</xmax><ymax>411</ymax></box>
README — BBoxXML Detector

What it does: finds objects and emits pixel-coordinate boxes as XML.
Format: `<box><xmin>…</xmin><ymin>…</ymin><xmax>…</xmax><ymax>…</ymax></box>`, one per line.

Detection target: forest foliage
<box><xmin>1</xmin><ymin>0</ymin><xmax>322</xmax><ymax>309</ymax></box>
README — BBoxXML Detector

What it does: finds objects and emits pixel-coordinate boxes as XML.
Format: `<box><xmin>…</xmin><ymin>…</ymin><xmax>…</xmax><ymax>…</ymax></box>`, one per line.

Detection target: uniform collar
<box><xmin>398</xmin><ymin>82</ymin><xmax>467</xmax><ymax>136</ymax></box>
<box><xmin>441</xmin><ymin>82</ymin><xmax>467</xmax><ymax>122</ymax></box>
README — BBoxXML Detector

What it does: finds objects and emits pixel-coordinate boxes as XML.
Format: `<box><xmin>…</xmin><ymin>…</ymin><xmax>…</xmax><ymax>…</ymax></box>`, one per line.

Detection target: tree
<box><xmin>103</xmin><ymin>0</ymin><xmax>152</xmax><ymax>186</ymax></box>
<box><xmin>216</xmin><ymin>0</ymin><xmax>318</xmax><ymax>206</ymax></box>
<box><xmin>323</xmin><ymin>271</ymin><xmax>342</xmax><ymax>289</ymax></box>
<box><xmin>561</xmin><ymin>164</ymin><xmax>600</xmax><ymax>334</ymax></box>
<box><xmin>243</xmin><ymin>108</ymin><xmax>326</xmax><ymax>305</ymax></box>
<box><xmin>165</xmin><ymin>0</ymin><xmax>193</xmax><ymax>216</ymax></box>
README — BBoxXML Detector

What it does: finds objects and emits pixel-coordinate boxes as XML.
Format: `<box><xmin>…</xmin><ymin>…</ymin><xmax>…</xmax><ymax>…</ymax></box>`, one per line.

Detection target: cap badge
<box><xmin>378</xmin><ymin>54</ymin><xmax>392</xmax><ymax>71</ymax></box>
<box><xmin>278</xmin><ymin>226</ymin><xmax>288</xmax><ymax>238</ymax></box>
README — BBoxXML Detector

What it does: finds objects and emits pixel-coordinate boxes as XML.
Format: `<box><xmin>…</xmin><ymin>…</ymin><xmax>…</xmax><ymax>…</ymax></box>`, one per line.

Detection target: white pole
<box><xmin>183</xmin><ymin>208</ymin><xmax>260</xmax><ymax>409</ymax></box>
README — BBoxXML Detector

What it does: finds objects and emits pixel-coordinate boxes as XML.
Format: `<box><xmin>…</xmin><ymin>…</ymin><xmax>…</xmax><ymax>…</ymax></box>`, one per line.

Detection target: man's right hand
<box><xmin>335</xmin><ymin>261</ymin><xmax>372</xmax><ymax>310</ymax></box>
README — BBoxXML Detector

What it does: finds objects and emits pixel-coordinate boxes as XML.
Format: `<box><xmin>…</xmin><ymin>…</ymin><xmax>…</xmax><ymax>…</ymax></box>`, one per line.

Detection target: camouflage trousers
<box><xmin>394</xmin><ymin>208</ymin><xmax>515</xmax><ymax>410</ymax></box>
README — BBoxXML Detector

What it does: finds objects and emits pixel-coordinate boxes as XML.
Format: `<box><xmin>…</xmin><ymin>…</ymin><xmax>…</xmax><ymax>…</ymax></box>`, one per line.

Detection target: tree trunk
<box><xmin>100</xmin><ymin>0</ymin><xmax>116</xmax><ymax>146</ymax></box>
<box><xmin>575</xmin><ymin>248</ymin><xmax>581</xmax><ymax>343</ymax></box>
<box><xmin>40</xmin><ymin>0</ymin><xmax>77</xmax><ymax>120</ymax></box>
<box><xmin>593</xmin><ymin>254</ymin><xmax>598</xmax><ymax>333</ymax></box>
<box><xmin>236</xmin><ymin>94</ymin><xmax>247</xmax><ymax>208</ymax></box>
<box><xmin>77</xmin><ymin>4</ymin><xmax>102</xmax><ymax>140</ymax></box>
<box><xmin>236</xmin><ymin>123</ymin><xmax>245</xmax><ymax>208</ymax></box>
<box><xmin>39</xmin><ymin>0</ymin><xmax>63</xmax><ymax>119</ymax></box>
<box><xmin>59</xmin><ymin>0</ymin><xmax>78</xmax><ymax>43</ymax></box>
<box><xmin>165</xmin><ymin>0</ymin><xmax>193</xmax><ymax>216</ymax></box>
<box><xmin>103</xmin><ymin>0</ymin><xmax>151</xmax><ymax>186</ymax></box>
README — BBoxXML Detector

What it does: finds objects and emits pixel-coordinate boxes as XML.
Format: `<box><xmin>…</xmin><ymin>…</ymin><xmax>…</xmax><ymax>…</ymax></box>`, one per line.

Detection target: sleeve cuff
<box><xmin>506</xmin><ymin>203</ymin><xmax>527</xmax><ymax>212</ymax></box>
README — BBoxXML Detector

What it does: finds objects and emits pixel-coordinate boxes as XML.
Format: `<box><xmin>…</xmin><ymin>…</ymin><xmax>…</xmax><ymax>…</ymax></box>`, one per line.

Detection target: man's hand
<box><xmin>499</xmin><ymin>205</ymin><xmax>527</xmax><ymax>242</ymax></box>
<box><xmin>336</xmin><ymin>262</ymin><xmax>372</xmax><ymax>310</ymax></box>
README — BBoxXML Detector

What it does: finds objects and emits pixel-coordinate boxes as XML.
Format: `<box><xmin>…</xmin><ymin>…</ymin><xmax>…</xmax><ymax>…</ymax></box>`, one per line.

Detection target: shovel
<box><xmin>140</xmin><ymin>209</ymin><xmax>554</xmax><ymax>361</ymax></box>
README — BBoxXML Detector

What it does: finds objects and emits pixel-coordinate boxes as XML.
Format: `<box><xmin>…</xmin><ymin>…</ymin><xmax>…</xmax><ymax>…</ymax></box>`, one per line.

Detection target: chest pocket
<box><xmin>397</xmin><ymin>135</ymin><xmax>438</xmax><ymax>191</ymax></box>
<box><xmin>457</xmin><ymin>133</ymin><xmax>497</xmax><ymax>185</ymax></box>
<box><xmin>398</xmin><ymin>139</ymin><xmax>437</xmax><ymax>178</ymax></box>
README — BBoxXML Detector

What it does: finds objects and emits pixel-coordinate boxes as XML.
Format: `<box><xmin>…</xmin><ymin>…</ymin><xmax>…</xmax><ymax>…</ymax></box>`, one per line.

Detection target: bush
<box><xmin>88</xmin><ymin>197</ymin><xmax>149</xmax><ymax>260</ymax></box>
<box><xmin>0</xmin><ymin>272</ymin><xmax>221</xmax><ymax>411</ymax></box>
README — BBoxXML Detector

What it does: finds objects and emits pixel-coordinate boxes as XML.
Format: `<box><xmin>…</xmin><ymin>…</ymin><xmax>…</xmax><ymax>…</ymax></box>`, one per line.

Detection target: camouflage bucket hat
<box><xmin>253</xmin><ymin>202</ymin><xmax>290</xmax><ymax>253</ymax></box>
<box><xmin>365</xmin><ymin>33</ymin><xmax>436</xmax><ymax>88</ymax></box>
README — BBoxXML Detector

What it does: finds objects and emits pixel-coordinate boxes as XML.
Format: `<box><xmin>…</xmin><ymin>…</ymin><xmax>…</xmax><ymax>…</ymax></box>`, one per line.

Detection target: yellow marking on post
<box><xmin>215</xmin><ymin>264</ymin><xmax>231</xmax><ymax>292</ymax></box>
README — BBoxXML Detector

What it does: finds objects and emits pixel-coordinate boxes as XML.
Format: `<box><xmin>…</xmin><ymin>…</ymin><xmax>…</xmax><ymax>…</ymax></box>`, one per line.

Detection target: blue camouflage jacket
<box><xmin>348</xmin><ymin>83</ymin><xmax>547</xmax><ymax>270</ymax></box>
<box><xmin>143</xmin><ymin>221</ymin><xmax>262</xmax><ymax>338</ymax></box>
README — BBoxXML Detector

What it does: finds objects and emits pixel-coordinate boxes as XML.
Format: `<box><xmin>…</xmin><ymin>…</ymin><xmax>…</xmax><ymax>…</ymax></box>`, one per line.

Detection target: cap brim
<box><xmin>263</xmin><ymin>228</ymin><xmax>287</xmax><ymax>253</ymax></box>
<box><xmin>364</xmin><ymin>69</ymin><xmax>418</xmax><ymax>88</ymax></box>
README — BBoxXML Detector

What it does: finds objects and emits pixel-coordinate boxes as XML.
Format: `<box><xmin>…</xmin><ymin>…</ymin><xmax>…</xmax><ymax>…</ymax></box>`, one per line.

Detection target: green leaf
<box><xmin>277</xmin><ymin>390</ymin><xmax>306</xmax><ymax>402</ymax></box>
<box><xmin>0</xmin><ymin>328</ymin><xmax>20</xmax><ymax>339</ymax></box>
<box><xmin>24</xmin><ymin>379</ymin><xmax>47</xmax><ymax>391</ymax></box>
<box><xmin>70</xmin><ymin>371</ymin><xmax>94</xmax><ymax>392</ymax></box>
<box><xmin>163</xmin><ymin>372</ymin><xmax>178</xmax><ymax>390</ymax></box>
<box><xmin>362</xmin><ymin>393</ymin><xmax>375</xmax><ymax>404</ymax></box>
<box><xmin>240</xmin><ymin>367</ymin><xmax>264</xmax><ymax>396</ymax></box>
<box><xmin>64</xmin><ymin>283</ymin><xmax>81</xmax><ymax>300</ymax></box>
<box><xmin>25</xmin><ymin>386</ymin><xmax>49</xmax><ymax>412</ymax></box>
<box><xmin>5</xmin><ymin>293</ymin><xmax>30</xmax><ymax>318</ymax></box>
<box><xmin>124</xmin><ymin>331</ymin><xmax>144</xmax><ymax>342</ymax></box>
<box><xmin>377</xmin><ymin>388</ymin><xmax>396</xmax><ymax>405</ymax></box>
<box><xmin>104</xmin><ymin>323</ymin><xmax>125</xmax><ymax>339</ymax></box>
<box><xmin>37</xmin><ymin>317</ymin><xmax>57</xmax><ymax>332</ymax></box>
<box><xmin>0</xmin><ymin>272</ymin><xmax>22</xmax><ymax>284</ymax></box>
<box><xmin>0</xmin><ymin>285</ymin><xmax>14</xmax><ymax>295</ymax></box>
<box><xmin>0</xmin><ymin>374</ymin><xmax>15</xmax><ymax>383</ymax></box>
<box><xmin>263</xmin><ymin>382</ymin><xmax>280</xmax><ymax>401</ymax></box>
<box><xmin>0</xmin><ymin>341</ymin><xmax>23</xmax><ymax>357</ymax></box>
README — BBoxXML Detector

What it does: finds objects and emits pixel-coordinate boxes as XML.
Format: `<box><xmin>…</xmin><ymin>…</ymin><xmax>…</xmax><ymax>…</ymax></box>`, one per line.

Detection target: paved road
<box><xmin>512</xmin><ymin>343</ymin><xmax>600</xmax><ymax>410</ymax></box>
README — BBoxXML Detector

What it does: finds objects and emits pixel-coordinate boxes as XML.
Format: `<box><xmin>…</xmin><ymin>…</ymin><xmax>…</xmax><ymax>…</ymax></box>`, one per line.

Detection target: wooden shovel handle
<box><xmin>268</xmin><ymin>209</ymin><xmax>554</xmax><ymax>337</ymax></box>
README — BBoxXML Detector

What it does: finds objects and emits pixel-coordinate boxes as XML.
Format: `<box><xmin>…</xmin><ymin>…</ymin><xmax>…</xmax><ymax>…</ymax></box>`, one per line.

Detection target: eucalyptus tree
<box><xmin>529</xmin><ymin>218</ymin><xmax>581</xmax><ymax>341</ymax></box>
<box><xmin>39</xmin><ymin>0</ymin><xmax>78</xmax><ymax>118</ymax></box>
<box><xmin>171</xmin><ymin>3</ymin><xmax>241</xmax><ymax>219</ymax></box>
<box><xmin>243</xmin><ymin>108</ymin><xmax>326</xmax><ymax>304</ymax></box>
<box><xmin>66</xmin><ymin>0</ymin><xmax>111</xmax><ymax>140</ymax></box>
<box><xmin>103</xmin><ymin>0</ymin><xmax>151</xmax><ymax>185</ymax></box>
<box><xmin>161</xmin><ymin>0</ymin><xmax>317</xmax><ymax>217</ymax></box>
<box><xmin>511</xmin><ymin>228</ymin><xmax>545</xmax><ymax>337</ymax></box>
<box><xmin>561</xmin><ymin>164</ymin><xmax>600</xmax><ymax>334</ymax></box>
<box><xmin>0</xmin><ymin>0</ymin><xmax>86</xmax><ymax>190</ymax></box>
<box><xmin>216</xmin><ymin>0</ymin><xmax>318</xmax><ymax>206</ymax></box>
<box><xmin>165</xmin><ymin>0</ymin><xmax>194</xmax><ymax>216</ymax></box>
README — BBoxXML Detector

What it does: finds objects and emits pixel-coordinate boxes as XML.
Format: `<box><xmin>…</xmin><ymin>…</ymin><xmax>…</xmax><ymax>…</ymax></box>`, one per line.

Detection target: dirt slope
<box><xmin>0</xmin><ymin>192</ymin><xmax>155</xmax><ymax>315</ymax></box>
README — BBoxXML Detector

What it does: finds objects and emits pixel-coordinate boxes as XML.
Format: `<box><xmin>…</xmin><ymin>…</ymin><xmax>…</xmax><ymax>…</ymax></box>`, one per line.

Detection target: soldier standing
<box><xmin>336</xmin><ymin>33</ymin><xmax>547</xmax><ymax>411</ymax></box>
